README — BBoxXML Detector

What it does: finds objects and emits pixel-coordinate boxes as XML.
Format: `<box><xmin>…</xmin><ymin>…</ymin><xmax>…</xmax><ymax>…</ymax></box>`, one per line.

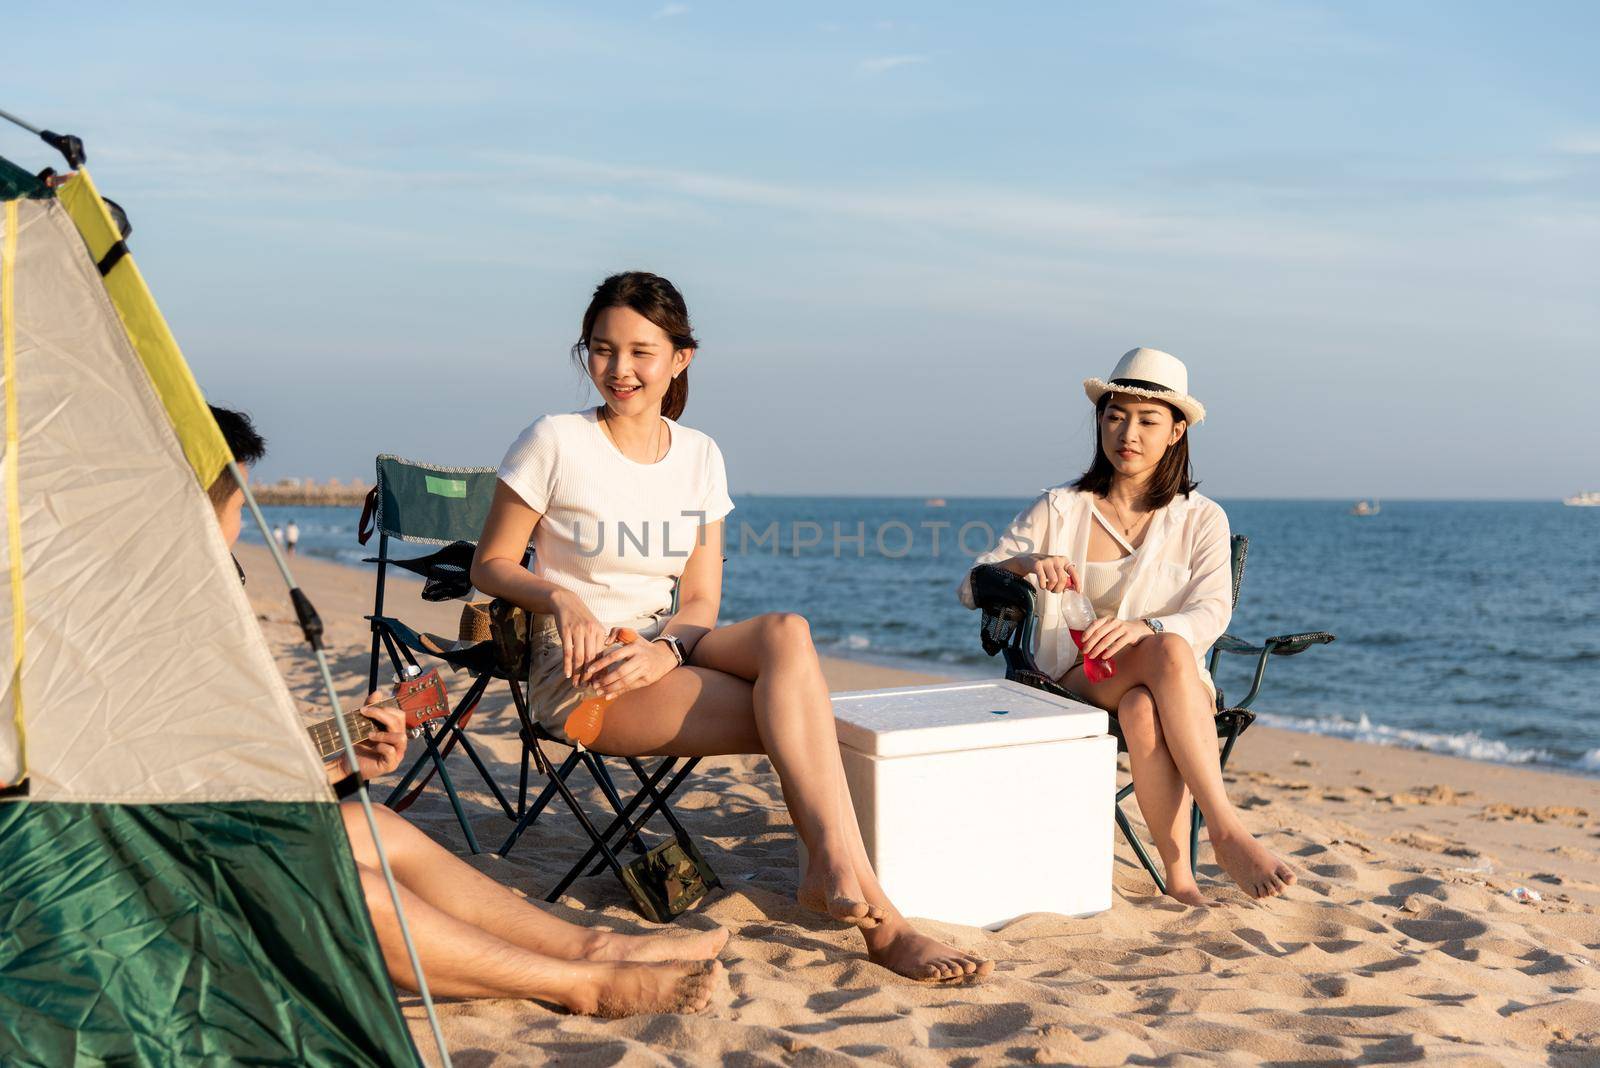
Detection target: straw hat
<box><xmin>1083</xmin><ymin>347</ymin><xmax>1206</xmax><ymax>426</ymax></box>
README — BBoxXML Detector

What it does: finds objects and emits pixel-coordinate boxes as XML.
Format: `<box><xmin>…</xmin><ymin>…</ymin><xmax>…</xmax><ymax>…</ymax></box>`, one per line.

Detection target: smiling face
<box><xmin>584</xmin><ymin>305</ymin><xmax>693</xmax><ymax>416</ymax></box>
<box><xmin>1098</xmin><ymin>393</ymin><xmax>1186</xmax><ymax>484</ymax></box>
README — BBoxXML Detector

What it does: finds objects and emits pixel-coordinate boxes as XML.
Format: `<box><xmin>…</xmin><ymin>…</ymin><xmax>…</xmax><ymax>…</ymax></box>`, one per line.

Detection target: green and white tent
<box><xmin>0</xmin><ymin>153</ymin><xmax>422</xmax><ymax>1065</ymax></box>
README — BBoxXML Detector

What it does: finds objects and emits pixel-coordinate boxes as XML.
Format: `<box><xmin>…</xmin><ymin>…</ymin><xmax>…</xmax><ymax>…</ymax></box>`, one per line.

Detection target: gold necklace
<box><xmin>1102</xmin><ymin>493</ymin><xmax>1147</xmax><ymax>538</ymax></box>
<box><xmin>600</xmin><ymin>407</ymin><xmax>663</xmax><ymax>462</ymax></box>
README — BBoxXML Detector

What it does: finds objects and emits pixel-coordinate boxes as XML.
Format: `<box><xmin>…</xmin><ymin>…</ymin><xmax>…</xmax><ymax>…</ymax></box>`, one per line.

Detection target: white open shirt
<box><xmin>958</xmin><ymin>485</ymin><xmax>1233</xmax><ymax>692</ymax></box>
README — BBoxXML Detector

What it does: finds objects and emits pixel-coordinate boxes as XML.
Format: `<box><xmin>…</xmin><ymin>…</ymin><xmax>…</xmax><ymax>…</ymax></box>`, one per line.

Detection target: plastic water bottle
<box><xmin>563</xmin><ymin>628</ymin><xmax>640</xmax><ymax>749</ymax></box>
<box><xmin>1061</xmin><ymin>590</ymin><xmax>1117</xmax><ymax>683</ymax></box>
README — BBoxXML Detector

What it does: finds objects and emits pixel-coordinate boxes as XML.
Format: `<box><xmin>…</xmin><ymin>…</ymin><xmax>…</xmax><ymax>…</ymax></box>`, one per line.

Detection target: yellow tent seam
<box><xmin>2</xmin><ymin>199</ymin><xmax>26</xmax><ymax>784</ymax></box>
<box><xmin>56</xmin><ymin>169</ymin><xmax>230</xmax><ymax>488</ymax></box>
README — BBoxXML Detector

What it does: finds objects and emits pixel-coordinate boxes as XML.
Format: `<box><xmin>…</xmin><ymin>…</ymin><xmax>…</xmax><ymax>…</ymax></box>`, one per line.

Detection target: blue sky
<box><xmin>6</xmin><ymin>2</ymin><xmax>1597</xmax><ymax>498</ymax></box>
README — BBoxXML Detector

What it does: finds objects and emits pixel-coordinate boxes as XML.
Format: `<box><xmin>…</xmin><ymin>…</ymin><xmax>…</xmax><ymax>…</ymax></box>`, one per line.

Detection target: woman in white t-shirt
<box><xmin>473</xmin><ymin>272</ymin><xmax>991</xmax><ymax>983</ymax></box>
<box><xmin>958</xmin><ymin>348</ymin><xmax>1297</xmax><ymax>905</ymax></box>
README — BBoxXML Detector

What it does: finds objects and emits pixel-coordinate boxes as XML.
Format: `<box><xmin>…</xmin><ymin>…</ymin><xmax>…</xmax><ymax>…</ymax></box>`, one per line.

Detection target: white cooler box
<box><xmin>809</xmin><ymin>679</ymin><xmax>1116</xmax><ymax>929</ymax></box>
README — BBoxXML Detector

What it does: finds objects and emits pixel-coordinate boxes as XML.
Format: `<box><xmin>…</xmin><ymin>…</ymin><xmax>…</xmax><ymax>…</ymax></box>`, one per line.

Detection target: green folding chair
<box><xmin>968</xmin><ymin>534</ymin><xmax>1335</xmax><ymax>894</ymax></box>
<box><xmin>360</xmin><ymin>456</ymin><xmax>720</xmax><ymax>909</ymax></box>
<box><xmin>359</xmin><ymin>455</ymin><xmax>528</xmax><ymax>852</ymax></box>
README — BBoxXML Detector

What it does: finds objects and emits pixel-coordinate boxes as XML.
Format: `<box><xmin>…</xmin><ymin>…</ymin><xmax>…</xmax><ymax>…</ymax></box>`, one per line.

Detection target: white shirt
<box><xmin>958</xmin><ymin>484</ymin><xmax>1232</xmax><ymax>689</ymax></box>
<box><xmin>497</xmin><ymin>409</ymin><xmax>735</xmax><ymax>630</ymax></box>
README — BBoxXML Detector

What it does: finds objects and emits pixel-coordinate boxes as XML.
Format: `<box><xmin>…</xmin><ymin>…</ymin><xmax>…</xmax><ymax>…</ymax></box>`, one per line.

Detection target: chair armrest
<box><xmin>1212</xmin><ymin>633</ymin><xmax>1265</xmax><ymax>656</ymax></box>
<box><xmin>970</xmin><ymin>564</ymin><xmax>1037</xmax><ymax>657</ymax></box>
<box><xmin>1264</xmin><ymin>631</ymin><xmax>1336</xmax><ymax>656</ymax></box>
<box><xmin>969</xmin><ymin>563</ymin><xmax>1036</xmax><ymax>614</ymax></box>
<box><xmin>1215</xmin><ymin>629</ymin><xmax>1335</xmax><ymax>711</ymax></box>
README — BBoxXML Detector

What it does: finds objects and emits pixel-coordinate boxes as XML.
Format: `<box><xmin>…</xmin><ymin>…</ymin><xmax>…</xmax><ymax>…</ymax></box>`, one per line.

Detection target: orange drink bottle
<box><xmin>563</xmin><ymin>628</ymin><xmax>639</xmax><ymax>749</ymax></box>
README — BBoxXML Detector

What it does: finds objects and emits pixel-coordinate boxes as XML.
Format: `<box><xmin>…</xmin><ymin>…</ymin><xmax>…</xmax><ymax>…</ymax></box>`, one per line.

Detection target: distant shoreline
<box><xmin>252</xmin><ymin>484</ymin><xmax>369</xmax><ymax>506</ymax></box>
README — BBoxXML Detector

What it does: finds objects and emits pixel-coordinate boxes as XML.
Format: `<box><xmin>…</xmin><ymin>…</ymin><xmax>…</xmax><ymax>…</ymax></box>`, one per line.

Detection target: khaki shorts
<box><xmin>525</xmin><ymin>609</ymin><xmax>672</xmax><ymax>744</ymax></box>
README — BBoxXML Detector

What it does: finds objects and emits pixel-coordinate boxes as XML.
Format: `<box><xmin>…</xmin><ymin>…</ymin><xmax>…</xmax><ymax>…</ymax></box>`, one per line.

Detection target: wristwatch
<box><xmin>653</xmin><ymin>633</ymin><xmax>688</xmax><ymax>667</ymax></box>
<box><xmin>1142</xmin><ymin>618</ymin><xmax>1164</xmax><ymax>635</ymax></box>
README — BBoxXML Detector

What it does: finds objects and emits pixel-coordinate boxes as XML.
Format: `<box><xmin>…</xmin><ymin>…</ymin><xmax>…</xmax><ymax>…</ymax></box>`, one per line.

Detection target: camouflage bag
<box><xmin>620</xmin><ymin>836</ymin><xmax>720</xmax><ymax>923</ymax></box>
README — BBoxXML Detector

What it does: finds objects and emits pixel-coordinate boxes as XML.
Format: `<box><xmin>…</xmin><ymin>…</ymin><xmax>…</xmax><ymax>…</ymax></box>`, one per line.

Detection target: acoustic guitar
<box><xmin>306</xmin><ymin>668</ymin><xmax>451</xmax><ymax>762</ymax></box>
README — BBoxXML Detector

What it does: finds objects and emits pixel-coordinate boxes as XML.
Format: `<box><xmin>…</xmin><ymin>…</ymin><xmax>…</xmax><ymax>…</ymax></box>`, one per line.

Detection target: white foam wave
<box><xmin>1255</xmin><ymin>709</ymin><xmax>1565</xmax><ymax>769</ymax></box>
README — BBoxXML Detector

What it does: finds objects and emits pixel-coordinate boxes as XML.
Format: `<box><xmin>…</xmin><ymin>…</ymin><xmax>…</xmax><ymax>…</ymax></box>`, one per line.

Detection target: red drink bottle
<box><xmin>1063</xmin><ymin>593</ymin><xmax>1117</xmax><ymax>683</ymax></box>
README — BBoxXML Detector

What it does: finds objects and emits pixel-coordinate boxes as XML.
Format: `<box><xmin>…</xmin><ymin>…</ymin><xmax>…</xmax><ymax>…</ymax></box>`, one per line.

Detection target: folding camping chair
<box><xmin>493</xmin><ymin>580</ymin><xmax>722</xmax><ymax>923</ymax></box>
<box><xmin>968</xmin><ymin>534</ymin><xmax>1335</xmax><ymax>894</ymax></box>
<box><xmin>363</xmin><ymin>456</ymin><xmax>719</xmax><ymax>914</ymax></box>
<box><xmin>361</xmin><ymin>454</ymin><xmax>532</xmax><ymax>854</ymax></box>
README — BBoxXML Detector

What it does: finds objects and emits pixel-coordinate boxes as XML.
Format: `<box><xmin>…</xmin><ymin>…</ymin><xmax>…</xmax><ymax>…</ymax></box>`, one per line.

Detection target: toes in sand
<box><xmin>867</xmin><ymin>923</ymin><xmax>994</xmax><ymax>984</ymax></box>
<box><xmin>797</xmin><ymin>859</ymin><xmax>886</xmax><ymax>929</ymax></box>
<box><xmin>588</xmin><ymin>959</ymin><xmax>726</xmax><ymax>1018</ymax></box>
<box><xmin>1212</xmin><ymin>831</ymin><xmax>1298</xmax><ymax>899</ymax></box>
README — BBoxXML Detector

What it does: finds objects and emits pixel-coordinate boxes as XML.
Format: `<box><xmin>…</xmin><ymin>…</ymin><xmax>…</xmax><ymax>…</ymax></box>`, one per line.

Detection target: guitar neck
<box><xmin>307</xmin><ymin>694</ymin><xmax>399</xmax><ymax>761</ymax></box>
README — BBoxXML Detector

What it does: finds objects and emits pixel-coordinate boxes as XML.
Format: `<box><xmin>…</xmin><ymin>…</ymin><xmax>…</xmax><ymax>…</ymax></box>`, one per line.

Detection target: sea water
<box><xmin>242</xmin><ymin>498</ymin><xmax>1600</xmax><ymax>775</ymax></box>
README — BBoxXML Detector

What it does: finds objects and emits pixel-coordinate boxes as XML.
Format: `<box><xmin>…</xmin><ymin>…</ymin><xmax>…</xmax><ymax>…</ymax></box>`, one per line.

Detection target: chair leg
<box><xmin>497</xmin><ymin>749</ymin><xmax>583</xmax><ymax>856</ymax></box>
<box><xmin>581</xmin><ymin>754</ymin><xmax>649</xmax><ymax>857</ymax></box>
<box><xmin>416</xmin><ymin>719</ymin><xmax>482</xmax><ymax>855</ymax></box>
<box><xmin>367</xmin><ymin>545</ymin><xmax>389</xmax><ymax>693</ymax></box>
<box><xmin>538</xmin><ymin>758</ymin><xmax>635</xmax><ymax>903</ymax></box>
<box><xmin>448</xmin><ymin>726</ymin><xmax>517</xmax><ymax>820</ymax></box>
<box><xmin>623</xmin><ymin>756</ymin><xmax>718</xmax><ymax>890</ymax></box>
<box><xmin>1114</xmin><ymin>801</ymin><xmax>1166</xmax><ymax>896</ymax></box>
<box><xmin>584</xmin><ymin>758</ymin><xmax>694</xmax><ymax>878</ymax></box>
<box><xmin>548</xmin><ymin>762</ymin><xmax>679</xmax><ymax>900</ymax></box>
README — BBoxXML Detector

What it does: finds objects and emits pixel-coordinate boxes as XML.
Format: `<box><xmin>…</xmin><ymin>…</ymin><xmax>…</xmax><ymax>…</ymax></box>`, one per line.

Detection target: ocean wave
<box><xmin>1254</xmin><ymin>709</ymin><xmax>1577</xmax><ymax>771</ymax></box>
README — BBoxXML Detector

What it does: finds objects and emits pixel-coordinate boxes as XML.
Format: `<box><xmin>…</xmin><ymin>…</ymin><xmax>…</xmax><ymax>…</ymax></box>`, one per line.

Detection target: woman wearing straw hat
<box><xmin>959</xmin><ymin>348</ymin><xmax>1296</xmax><ymax>904</ymax></box>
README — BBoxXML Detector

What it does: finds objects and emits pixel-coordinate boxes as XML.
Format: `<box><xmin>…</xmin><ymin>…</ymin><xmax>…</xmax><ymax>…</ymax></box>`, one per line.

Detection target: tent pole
<box><xmin>230</xmin><ymin>460</ymin><xmax>452</xmax><ymax>1068</ymax></box>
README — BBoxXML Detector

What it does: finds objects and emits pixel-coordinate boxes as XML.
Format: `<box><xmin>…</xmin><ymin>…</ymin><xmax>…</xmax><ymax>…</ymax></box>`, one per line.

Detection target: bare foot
<box><xmin>864</xmin><ymin>920</ymin><xmax>994</xmax><ymax>983</ymax></box>
<box><xmin>797</xmin><ymin>854</ymin><xmax>885</xmax><ymax>929</ymax></box>
<box><xmin>1163</xmin><ymin>877</ymin><xmax>1217</xmax><ymax>908</ymax></box>
<box><xmin>1211</xmin><ymin>829</ymin><xmax>1297</xmax><ymax>899</ymax></box>
<box><xmin>572</xmin><ymin>959</ymin><xmax>725</xmax><ymax>1018</ymax></box>
<box><xmin>584</xmin><ymin>924</ymin><xmax>729</xmax><ymax>963</ymax></box>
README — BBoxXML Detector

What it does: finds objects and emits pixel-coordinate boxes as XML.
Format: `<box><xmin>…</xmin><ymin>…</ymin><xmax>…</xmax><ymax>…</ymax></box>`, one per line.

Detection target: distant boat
<box><xmin>1350</xmin><ymin>499</ymin><xmax>1381</xmax><ymax>516</ymax></box>
<box><xmin>1564</xmin><ymin>491</ymin><xmax>1600</xmax><ymax>507</ymax></box>
<box><xmin>924</xmin><ymin>498</ymin><xmax>947</xmax><ymax>507</ymax></box>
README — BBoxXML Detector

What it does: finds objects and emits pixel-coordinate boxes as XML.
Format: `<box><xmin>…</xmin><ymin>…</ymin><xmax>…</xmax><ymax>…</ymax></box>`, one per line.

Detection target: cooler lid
<box><xmin>830</xmin><ymin>679</ymin><xmax>1108</xmax><ymax>758</ymax></box>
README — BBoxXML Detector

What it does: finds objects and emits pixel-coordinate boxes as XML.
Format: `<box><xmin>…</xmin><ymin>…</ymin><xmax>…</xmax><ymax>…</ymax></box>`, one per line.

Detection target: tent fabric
<box><xmin>0</xmin><ymin>801</ymin><xmax>418</xmax><ymax>1068</ymax></box>
<box><xmin>4</xmin><ymin>202</ymin><xmax>24</xmax><ymax>780</ymax></box>
<box><xmin>0</xmin><ymin>158</ymin><xmax>423</xmax><ymax>1066</ymax></box>
<box><xmin>0</xmin><ymin>157</ymin><xmax>50</xmax><ymax>201</ymax></box>
<box><xmin>0</xmin><ymin>195</ymin><xmax>326</xmax><ymax>802</ymax></box>
<box><xmin>57</xmin><ymin>168</ymin><xmax>231</xmax><ymax>490</ymax></box>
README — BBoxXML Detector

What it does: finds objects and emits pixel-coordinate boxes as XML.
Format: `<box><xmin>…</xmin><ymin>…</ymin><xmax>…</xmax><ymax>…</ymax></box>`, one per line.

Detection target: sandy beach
<box><xmin>241</xmin><ymin>544</ymin><xmax>1600</xmax><ymax>1065</ymax></box>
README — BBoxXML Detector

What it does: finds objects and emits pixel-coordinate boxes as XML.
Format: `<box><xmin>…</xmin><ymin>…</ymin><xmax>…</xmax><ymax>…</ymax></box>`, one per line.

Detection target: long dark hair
<box><xmin>1072</xmin><ymin>393</ymin><xmax>1198</xmax><ymax>510</ymax></box>
<box><xmin>572</xmin><ymin>271</ymin><xmax>699</xmax><ymax>421</ymax></box>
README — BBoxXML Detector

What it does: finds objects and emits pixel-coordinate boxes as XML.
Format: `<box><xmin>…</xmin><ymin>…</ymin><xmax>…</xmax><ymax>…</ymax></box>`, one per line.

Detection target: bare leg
<box><xmin>343</xmin><ymin>804</ymin><xmax>728</xmax><ymax>962</ymax></box>
<box><xmin>594</xmin><ymin>613</ymin><xmax>881</xmax><ymax>928</ymax></box>
<box><xmin>356</xmin><ymin>866</ymin><xmax>724</xmax><ymax>1014</ymax></box>
<box><xmin>1113</xmin><ymin>686</ymin><xmax>1211</xmax><ymax>906</ymax></box>
<box><xmin>1064</xmin><ymin>633</ymin><xmax>1296</xmax><ymax>898</ymax></box>
<box><xmin>591</xmin><ymin>612</ymin><xmax>992</xmax><ymax>980</ymax></box>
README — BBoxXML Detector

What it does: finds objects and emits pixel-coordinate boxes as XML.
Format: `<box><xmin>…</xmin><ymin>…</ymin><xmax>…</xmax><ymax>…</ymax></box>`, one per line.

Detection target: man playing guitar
<box><xmin>208</xmin><ymin>407</ymin><xmax>725</xmax><ymax>1017</ymax></box>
